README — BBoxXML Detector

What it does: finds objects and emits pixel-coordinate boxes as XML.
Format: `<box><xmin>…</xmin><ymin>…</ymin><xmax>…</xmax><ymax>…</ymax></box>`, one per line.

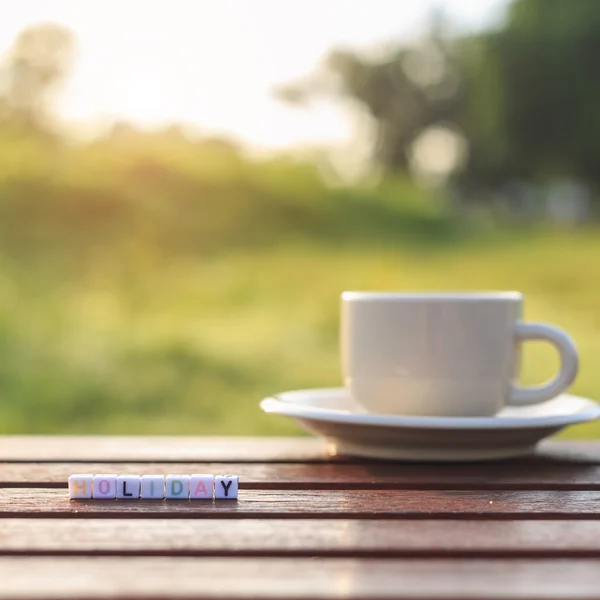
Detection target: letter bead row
<box><xmin>68</xmin><ymin>474</ymin><xmax>238</xmax><ymax>500</ymax></box>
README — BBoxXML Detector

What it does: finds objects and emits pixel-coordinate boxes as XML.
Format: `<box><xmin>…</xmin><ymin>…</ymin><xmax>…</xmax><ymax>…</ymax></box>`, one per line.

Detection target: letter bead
<box><xmin>116</xmin><ymin>475</ymin><xmax>141</xmax><ymax>499</ymax></box>
<box><xmin>165</xmin><ymin>475</ymin><xmax>190</xmax><ymax>500</ymax></box>
<box><xmin>190</xmin><ymin>474</ymin><xmax>214</xmax><ymax>499</ymax></box>
<box><xmin>93</xmin><ymin>474</ymin><xmax>117</xmax><ymax>499</ymax></box>
<box><xmin>140</xmin><ymin>475</ymin><xmax>165</xmax><ymax>499</ymax></box>
<box><xmin>214</xmin><ymin>475</ymin><xmax>238</xmax><ymax>500</ymax></box>
<box><xmin>68</xmin><ymin>474</ymin><xmax>93</xmax><ymax>499</ymax></box>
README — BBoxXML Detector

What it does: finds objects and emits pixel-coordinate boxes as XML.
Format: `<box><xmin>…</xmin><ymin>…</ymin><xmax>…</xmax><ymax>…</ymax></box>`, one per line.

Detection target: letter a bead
<box><xmin>68</xmin><ymin>474</ymin><xmax>93</xmax><ymax>499</ymax></box>
<box><xmin>214</xmin><ymin>475</ymin><xmax>238</xmax><ymax>499</ymax></box>
<box><xmin>190</xmin><ymin>474</ymin><xmax>214</xmax><ymax>499</ymax></box>
<box><xmin>165</xmin><ymin>475</ymin><xmax>190</xmax><ymax>500</ymax></box>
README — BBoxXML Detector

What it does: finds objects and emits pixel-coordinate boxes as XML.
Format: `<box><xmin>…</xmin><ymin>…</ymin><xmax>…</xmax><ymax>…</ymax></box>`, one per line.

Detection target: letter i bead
<box><xmin>68</xmin><ymin>474</ymin><xmax>93</xmax><ymax>499</ymax></box>
<box><xmin>140</xmin><ymin>475</ymin><xmax>165</xmax><ymax>499</ymax></box>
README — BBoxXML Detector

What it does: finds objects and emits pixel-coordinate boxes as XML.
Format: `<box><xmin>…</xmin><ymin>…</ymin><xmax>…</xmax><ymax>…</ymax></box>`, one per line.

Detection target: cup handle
<box><xmin>508</xmin><ymin>322</ymin><xmax>579</xmax><ymax>406</ymax></box>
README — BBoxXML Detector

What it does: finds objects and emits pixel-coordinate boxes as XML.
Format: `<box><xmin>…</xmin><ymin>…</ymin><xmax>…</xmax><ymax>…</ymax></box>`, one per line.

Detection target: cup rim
<box><xmin>342</xmin><ymin>291</ymin><xmax>522</xmax><ymax>302</ymax></box>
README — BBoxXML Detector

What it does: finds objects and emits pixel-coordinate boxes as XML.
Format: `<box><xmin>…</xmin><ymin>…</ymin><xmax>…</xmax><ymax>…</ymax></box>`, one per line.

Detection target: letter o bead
<box><xmin>93</xmin><ymin>474</ymin><xmax>117</xmax><ymax>499</ymax></box>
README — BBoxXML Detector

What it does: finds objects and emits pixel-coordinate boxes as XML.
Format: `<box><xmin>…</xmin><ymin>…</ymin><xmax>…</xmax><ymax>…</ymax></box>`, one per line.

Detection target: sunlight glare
<box><xmin>0</xmin><ymin>0</ymin><xmax>506</xmax><ymax>148</ymax></box>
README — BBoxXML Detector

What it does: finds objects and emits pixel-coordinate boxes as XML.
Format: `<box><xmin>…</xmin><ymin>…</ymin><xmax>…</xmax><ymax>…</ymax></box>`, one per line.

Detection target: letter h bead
<box><xmin>68</xmin><ymin>474</ymin><xmax>93</xmax><ymax>499</ymax></box>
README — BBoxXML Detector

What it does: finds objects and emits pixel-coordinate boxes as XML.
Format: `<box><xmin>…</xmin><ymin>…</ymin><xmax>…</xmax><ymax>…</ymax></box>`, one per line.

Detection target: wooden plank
<box><xmin>1</xmin><ymin>488</ymin><xmax>600</xmax><ymax>519</ymax></box>
<box><xmin>1</xmin><ymin>557</ymin><xmax>600</xmax><ymax>599</ymax></box>
<box><xmin>0</xmin><ymin>436</ymin><xmax>599</xmax><ymax>463</ymax></box>
<box><xmin>0</xmin><ymin>436</ymin><xmax>331</xmax><ymax>462</ymax></box>
<box><xmin>3</xmin><ymin>519</ymin><xmax>600</xmax><ymax>558</ymax></box>
<box><xmin>4</xmin><ymin>460</ymin><xmax>600</xmax><ymax>490</ymax></box>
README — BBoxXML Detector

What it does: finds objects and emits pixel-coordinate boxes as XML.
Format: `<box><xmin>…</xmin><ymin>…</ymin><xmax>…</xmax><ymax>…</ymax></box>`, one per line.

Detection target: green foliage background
<box><xmin>0</xmin><ymin>131</ymin><xmax>599</xmax><ymax>437</ymax></box>
<box><xmin>2</xmin><ymin>0</ymin><xmax>600</xmax><ymax>437</ymax></box>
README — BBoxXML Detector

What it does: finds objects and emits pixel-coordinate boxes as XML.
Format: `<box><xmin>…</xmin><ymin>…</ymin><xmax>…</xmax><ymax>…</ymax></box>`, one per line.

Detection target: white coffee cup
<box><xmin>341</xmin><ymin>291</ymin><xmax>579</xmax><ymax>417</ymax></box>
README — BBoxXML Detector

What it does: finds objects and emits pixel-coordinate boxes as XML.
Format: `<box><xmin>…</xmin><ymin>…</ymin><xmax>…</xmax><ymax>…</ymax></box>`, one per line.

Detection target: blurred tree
<box><xmin>276</xmin><ymin>11</ymin><xmax>466</xmax><ymax>174</ymax></box>
<box><xmin>0</xmin><ymin>23</ymin><xmax>75</xmax><ymax>135</ymax></box>
<box><xmin>277</xmin><ymin>0</ymin><xmax>600</xmax><ymax>193</ymax></box>
<box><xmin>466</xmin><ymin>0</ymin><xmax>600</xmax><ymax>187</ymax></box>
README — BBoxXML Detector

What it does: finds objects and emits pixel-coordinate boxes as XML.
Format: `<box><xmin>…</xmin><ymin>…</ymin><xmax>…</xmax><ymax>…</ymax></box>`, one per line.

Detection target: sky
<box><xmin>0</xmin><ymin>0</ymin><xmax>508</xmax><ymax>150</ymax></box>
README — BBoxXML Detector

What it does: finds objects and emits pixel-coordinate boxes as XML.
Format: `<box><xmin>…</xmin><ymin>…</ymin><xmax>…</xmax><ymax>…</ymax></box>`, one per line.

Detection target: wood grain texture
<box><xmin>4</xmin><ymin>437</ymin><xmax>600</xmax><ymax>600</ymax></box>
<box><xmin>1</xmin><ymin>488</ymin><xmax>600</xmax><ymax>519</ymax></box>
<box><xmin>0</xmin><ymin>436</ymin><xmax>599</xmax><ymax>463</ymax></box>
<box><xmin>1</xmin><ymin>557</ymin><xmax>600</xmax><ymax>599</ymax></box>
<box><xmin>3</xmin><ymin>519</ymin><xmax>600</xmax><ymax>558</ymax></box>
<box><xmin>4</xmin><ymin>460</ymin><xmax>600</xmax><ymax>490</ymax></box>
<box><xmin>0</xmin><ymin>436</ymin><xmax>332</xmax><ymax>462</ymax></box>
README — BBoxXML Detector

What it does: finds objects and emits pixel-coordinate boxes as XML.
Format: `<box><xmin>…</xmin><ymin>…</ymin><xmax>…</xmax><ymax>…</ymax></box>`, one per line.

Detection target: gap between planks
<box><xmin>2</xmin><ymin>488</ymin><xmax>600</xmax><ymax>519</ymax></box>
<box><xmin>1</xmin><ymin>557</ymin><xmax>600</xmax><ymax>599</ymax></box>
<box><xmin>4</xmin><ymin>461</ymin><xmax>600</xmax><ymax>491</ymax></box>
<box><xmin>3</xmin><ymin>519</ymin><xmax>600</xmax><ymax>559</ymax></box>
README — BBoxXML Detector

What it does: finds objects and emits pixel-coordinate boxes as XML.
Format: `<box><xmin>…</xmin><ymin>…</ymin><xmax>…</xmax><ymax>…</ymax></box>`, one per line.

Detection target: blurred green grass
<box><xmin>0</xmin><ymin>131</ymin><xmax>599</xmax><ymax>436</ymax></box>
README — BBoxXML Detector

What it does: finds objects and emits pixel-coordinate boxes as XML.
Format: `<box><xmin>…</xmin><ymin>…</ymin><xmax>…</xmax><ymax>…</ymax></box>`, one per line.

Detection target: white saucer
<box><xmin>260</xmin><ymin>388</ymin><xmax>600</xmax><ymax>461</ymax></box>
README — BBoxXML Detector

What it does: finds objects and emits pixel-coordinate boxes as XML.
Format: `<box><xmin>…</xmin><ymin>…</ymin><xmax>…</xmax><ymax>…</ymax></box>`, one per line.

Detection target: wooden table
<box><xmin>2</xmin><ymin>436</ymin><xmax>600</xmax><ymax>599</ymax></box>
